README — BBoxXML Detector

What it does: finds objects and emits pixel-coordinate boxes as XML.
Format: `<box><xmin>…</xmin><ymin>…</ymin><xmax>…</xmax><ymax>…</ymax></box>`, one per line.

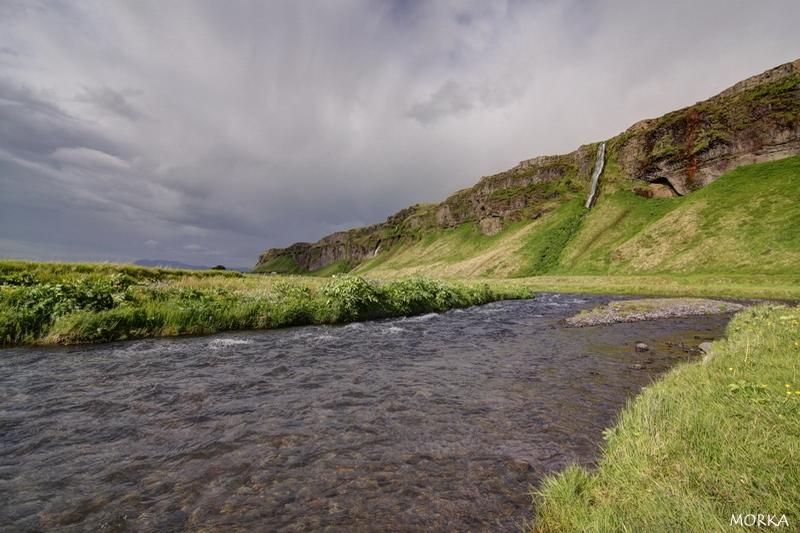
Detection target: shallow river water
<box><xmin>0</xmin><ymin>293</ymin><xmax>735</xmax><ymax>532</ymax></box>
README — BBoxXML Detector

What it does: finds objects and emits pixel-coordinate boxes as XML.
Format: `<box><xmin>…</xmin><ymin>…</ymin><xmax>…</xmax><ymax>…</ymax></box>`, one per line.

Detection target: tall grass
<box><xmin>0</xmin><ymin>261</ymin><xmax>533</xmax><ymax>346</ymax></box>
<box><xmin>531</xmin><ymin>304</ymin><xmax>800</xmax><ymax>531</ymax></box>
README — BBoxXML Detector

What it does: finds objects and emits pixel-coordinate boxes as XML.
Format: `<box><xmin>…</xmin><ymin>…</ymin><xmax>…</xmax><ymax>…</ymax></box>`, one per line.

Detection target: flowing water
<box><xmin>584</xmin><ymin>141</ymin><xmax>606</xmax><ymax>209</ymax></box>
<box><xmin>0</xmin><ymin>294</ymin><xmax>735</xmax><ymax>532</ymax></box>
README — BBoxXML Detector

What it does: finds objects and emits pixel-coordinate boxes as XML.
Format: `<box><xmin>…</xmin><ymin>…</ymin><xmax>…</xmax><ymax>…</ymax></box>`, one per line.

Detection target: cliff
<box><xmin>255</xmin><ymin>59</ymin><xmax>800</xmax><ymax>274</ymax></box>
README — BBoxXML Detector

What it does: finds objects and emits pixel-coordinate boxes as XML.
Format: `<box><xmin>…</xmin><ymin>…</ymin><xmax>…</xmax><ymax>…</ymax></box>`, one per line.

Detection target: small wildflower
<box><xmin>787</xmin><ymin>384</ymin><xmax>792</xmax><ymax>388</ymax></box>
<box><xmin>729</xmin><ymin>367</ymin><xmax>734</xmax><ymax>371</ymax></box>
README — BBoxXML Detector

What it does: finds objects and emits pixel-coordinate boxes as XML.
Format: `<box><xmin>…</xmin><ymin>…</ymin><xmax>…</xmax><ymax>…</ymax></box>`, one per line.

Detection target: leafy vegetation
<box><xmin>530</xmin><ymin>304</ymin><xmax>800</xmax><ymax>531</ymax></box>
<box><xmin>0</xmin><ymin>261</ymin><xmax>533</xmax><ymax>346</ymax></box>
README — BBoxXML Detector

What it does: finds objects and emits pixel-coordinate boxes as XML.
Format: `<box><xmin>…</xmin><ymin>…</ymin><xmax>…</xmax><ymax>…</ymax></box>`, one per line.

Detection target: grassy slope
<box><xmin>252</xmin><ymin>254</ymin><xmax>308</xmax><ymax>275</ymax></box>
<box><xmin>531</xmin><ymin>304</ymin><xmax>800</xmax><ymax>532</ymax></box>
<box><xmin>560</xmin><ymin>155</ymin><xmax>800</xmax><ymax>276</ymax></box>
<box><xmin>355</xmin><ymin>155</ymin><xmax>800</xmax><ymax>297</ymax></box>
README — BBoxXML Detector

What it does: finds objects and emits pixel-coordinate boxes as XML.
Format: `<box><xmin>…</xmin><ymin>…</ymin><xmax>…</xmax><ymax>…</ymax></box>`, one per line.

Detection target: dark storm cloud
<box><xmin>1</xmin><ymin>0</ymin><xmax>799</xmax><ymax>269</ymax></box>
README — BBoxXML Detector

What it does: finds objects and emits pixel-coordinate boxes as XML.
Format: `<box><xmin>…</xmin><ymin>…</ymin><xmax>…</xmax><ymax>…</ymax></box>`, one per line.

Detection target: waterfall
<box><xmin>584</xmin><ymin>141</ymin><xmax>606</xmax><ymax>208</ymax></box>
<box><xmin>372</xmin><ymin>245</ymin><xmax>380</xmax><ymax>258</ymax></box>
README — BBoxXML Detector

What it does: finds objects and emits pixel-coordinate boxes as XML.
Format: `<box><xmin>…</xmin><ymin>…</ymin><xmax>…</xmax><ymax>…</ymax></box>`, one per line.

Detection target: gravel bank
<box><xmin>563</xmin><ymin>298</ymin><xmax>746</xmax><ymax>327</ymax></box>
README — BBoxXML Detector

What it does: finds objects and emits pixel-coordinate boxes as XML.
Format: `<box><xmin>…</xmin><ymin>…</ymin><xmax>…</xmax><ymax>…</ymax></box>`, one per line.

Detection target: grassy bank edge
<box><xmin>530</xmin><ymin>304</ymin><xmax>800</xmax><ymax>532</ymax></box>
<box><xmin>0</xmin><ymin>260</ymin><xmax>535</xmax><ymax>347</ymax></box>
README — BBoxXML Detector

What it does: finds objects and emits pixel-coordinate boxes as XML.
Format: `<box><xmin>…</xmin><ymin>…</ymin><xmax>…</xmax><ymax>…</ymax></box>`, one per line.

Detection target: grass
<box><xmin>530</xmin><ymin>304</ymin><xmax>800</xmax><ymax>531</ymax></box>
<box><xmin>352</xmin><ymin>155</ymin><xmax>800</xmax><ymax>283</ymax></box>
<box><xmin>0</xmin><ymin>260</ymin><xmax>534</xmax><ymax>346</ymax></box>
<box><xmin>251</xmin><ymin>254</ymin><xmax>309</xmax><ymax>275</ymax></box>
<box><xmin>576</xmin><ymin>155</ymin><xmax>800</xmax><ymax>276</ymax></box>
<box><xmin>511</xmin><ymin>274</ymin><xmax>800</xmax><ymax>300</ymax></box>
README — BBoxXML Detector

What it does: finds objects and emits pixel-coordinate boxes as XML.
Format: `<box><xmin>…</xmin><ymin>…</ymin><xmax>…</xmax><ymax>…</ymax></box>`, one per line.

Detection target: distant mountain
<box><xmin>133</xmin><ymin>260</ymin><xmax>250</xmax><ymax>273</ymax></box>
<box><xmin>255</xmin><ymin>58</ymin><xmax>800</xmax><ymax>277</ymax></box>
<box><xmin>133</xmin><ymin>259</ymin><xmax>213</xmax><ymax>270</ymax></box>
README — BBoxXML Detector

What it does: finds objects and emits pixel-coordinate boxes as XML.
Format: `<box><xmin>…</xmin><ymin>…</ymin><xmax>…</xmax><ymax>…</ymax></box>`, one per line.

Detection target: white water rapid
<box><xmin>584</xmin><ymin>141</ymin><xmax>606</xmax><ymax>208</ymax></box>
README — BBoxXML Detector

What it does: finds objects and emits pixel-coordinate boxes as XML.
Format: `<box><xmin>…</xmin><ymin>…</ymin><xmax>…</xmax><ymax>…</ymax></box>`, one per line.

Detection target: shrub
<box><xmin>0</xmin><ymin>277</ymin><xmax>132</xmax><ymax>345</ymax></box>
<box><xmin>382</xmin><ymin>276</ymin><xmax>464</xmax><ymax>314</ymax></box>
<box><xmin>321</xmin><ymin>275</ymin><xmax>382</xmax><ymax>321</ymax></box>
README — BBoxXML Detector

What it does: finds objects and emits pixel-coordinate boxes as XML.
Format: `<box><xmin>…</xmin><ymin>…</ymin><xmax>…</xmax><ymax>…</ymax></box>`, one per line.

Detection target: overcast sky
<box><xmin>1</xmin><ymin>1</ymin><xmax>798</xmax><ymax>269</ymax></box>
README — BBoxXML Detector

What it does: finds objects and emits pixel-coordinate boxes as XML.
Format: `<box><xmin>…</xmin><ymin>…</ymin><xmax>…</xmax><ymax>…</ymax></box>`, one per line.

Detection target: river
<box><xmin>0</xmin><ymin>293</ymin><xmax>734</xmax><ymax>532</ymax></box>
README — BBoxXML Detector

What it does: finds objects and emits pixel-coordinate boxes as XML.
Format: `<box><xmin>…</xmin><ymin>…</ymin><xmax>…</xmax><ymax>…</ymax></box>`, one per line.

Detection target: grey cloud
<box><xmin>0</xmin><ymin>76</ymin><xmax>70</xmax><ymax>119</ymax></box>
<box><xmin>407</xmin><ymin>80</ymin><xmax>476</xmax><ymax>124</ymax></box>
<box><xmin>407</xmin><ymin>76</ymin><xmax>527</xmax><ymax>124</ymax></box>
<box><xmin>76</xmin><ymin>85</ymin><xmax>146</xmax><ymax>120</ymax></box>
<box><xmin>0</xmin><ymin>76</ymin><xmax>127</xmax><ymax>168</ymax></box>
<box><xmin>51</xmin><ymin>147</ymin><xmax>131</xmax><ymax>170</ymax></box>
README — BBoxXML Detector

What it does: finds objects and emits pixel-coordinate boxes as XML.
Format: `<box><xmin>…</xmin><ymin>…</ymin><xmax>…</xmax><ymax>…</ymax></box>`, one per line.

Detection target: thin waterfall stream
<box><xmin>585</xmin><ymin>141</ymin><xmax>606</xmax><ymax>208</ymax></box>
<box><xmin>0</xmin><ymin>294</ymin><xmax>735</xmax><ymax>532</ymax></box>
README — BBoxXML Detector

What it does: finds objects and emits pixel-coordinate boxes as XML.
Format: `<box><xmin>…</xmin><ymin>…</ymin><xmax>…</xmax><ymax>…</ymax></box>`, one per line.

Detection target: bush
<box><xmin>321</xmin><ymin>275</ymin><xmax>382</xmax><ymax>321</ymax></box>
<box><xmin>0</xmin><ymin>276</ymin><xmax>133</xmax><ymax>345</ymax></box>
<box><xmin>382</xmin><ymin>276</ymin><xmax>464</xmax><ymax>314</ymax></box>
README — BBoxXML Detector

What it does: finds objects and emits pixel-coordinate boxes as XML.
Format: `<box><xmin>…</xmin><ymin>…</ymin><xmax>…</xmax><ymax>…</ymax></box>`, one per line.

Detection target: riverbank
<box><xmin>530</xmin><ymin>304</ymin><xmax>800</xmax><ymax>531</ymax></box>
<box><xmin>0</xmin><ymin>260</ymin><xmax>533</xmax><ymax>346</ymax></box>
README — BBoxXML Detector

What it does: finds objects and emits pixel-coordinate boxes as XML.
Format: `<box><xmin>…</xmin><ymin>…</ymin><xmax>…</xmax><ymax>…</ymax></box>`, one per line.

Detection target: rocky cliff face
<box><xmin>255</xmin><ymin>59</ymin><xmax>800</xmax><ymax>273</ymax></box>
<box><xmin>611</xmin><ymin>58</ymin><xmax>800</xmax><ymax>195</ymax></box>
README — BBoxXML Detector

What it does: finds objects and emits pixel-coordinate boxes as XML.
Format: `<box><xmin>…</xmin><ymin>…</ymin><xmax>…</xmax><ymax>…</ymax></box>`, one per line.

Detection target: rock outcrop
<box><xmin>255</xmin><ymin>59</ymin><xmax>800</xmax><ymax>273</ymax></box>
<box><xmin>611</xmin><ymin>58</ymin><xmax>800</xmax><ymax>195</ymax></box>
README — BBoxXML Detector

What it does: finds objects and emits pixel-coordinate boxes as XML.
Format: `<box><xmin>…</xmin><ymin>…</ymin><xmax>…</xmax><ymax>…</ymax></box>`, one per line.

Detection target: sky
<box><xmin>1</xmin><ymin>1</ymin><xmax>798</xmax><ymax>270</ymax></box>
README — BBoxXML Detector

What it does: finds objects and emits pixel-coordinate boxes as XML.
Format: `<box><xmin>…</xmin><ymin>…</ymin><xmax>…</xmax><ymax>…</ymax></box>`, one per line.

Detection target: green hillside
<box><xmin>355</xmin><ymin>155</ymin><xmax>800</xmax><ymax>280</ymax></box>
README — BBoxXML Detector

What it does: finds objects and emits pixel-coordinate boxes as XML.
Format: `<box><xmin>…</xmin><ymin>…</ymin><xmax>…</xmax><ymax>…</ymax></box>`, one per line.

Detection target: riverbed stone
<box><xmin>512</xmin><ymin>459</ymin><xmax>531</xmax><ymax>471</ymax></box>
<box><xmin>635</xmin><ymin>343</ymin><xmax>649</xmax><ymax>352</ymax></box>
<box><xmin>699</xmin><ymin>342</ymin><xmax>713</xmax><ymax>353</ymax></box>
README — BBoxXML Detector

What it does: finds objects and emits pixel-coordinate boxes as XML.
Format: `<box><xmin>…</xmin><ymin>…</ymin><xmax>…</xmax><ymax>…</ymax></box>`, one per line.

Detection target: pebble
<box><xmin>512</xmin><ymin>459</ymin><xmax>531</xmax><ymax>471</ymax></box>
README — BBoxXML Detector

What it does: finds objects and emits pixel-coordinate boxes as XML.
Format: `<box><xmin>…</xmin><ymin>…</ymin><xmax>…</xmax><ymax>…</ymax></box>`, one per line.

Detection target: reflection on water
<box><xmin>0</xmin><ymin>294</ymin><xmax>733</xmax><ymax>532</ymax></box>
